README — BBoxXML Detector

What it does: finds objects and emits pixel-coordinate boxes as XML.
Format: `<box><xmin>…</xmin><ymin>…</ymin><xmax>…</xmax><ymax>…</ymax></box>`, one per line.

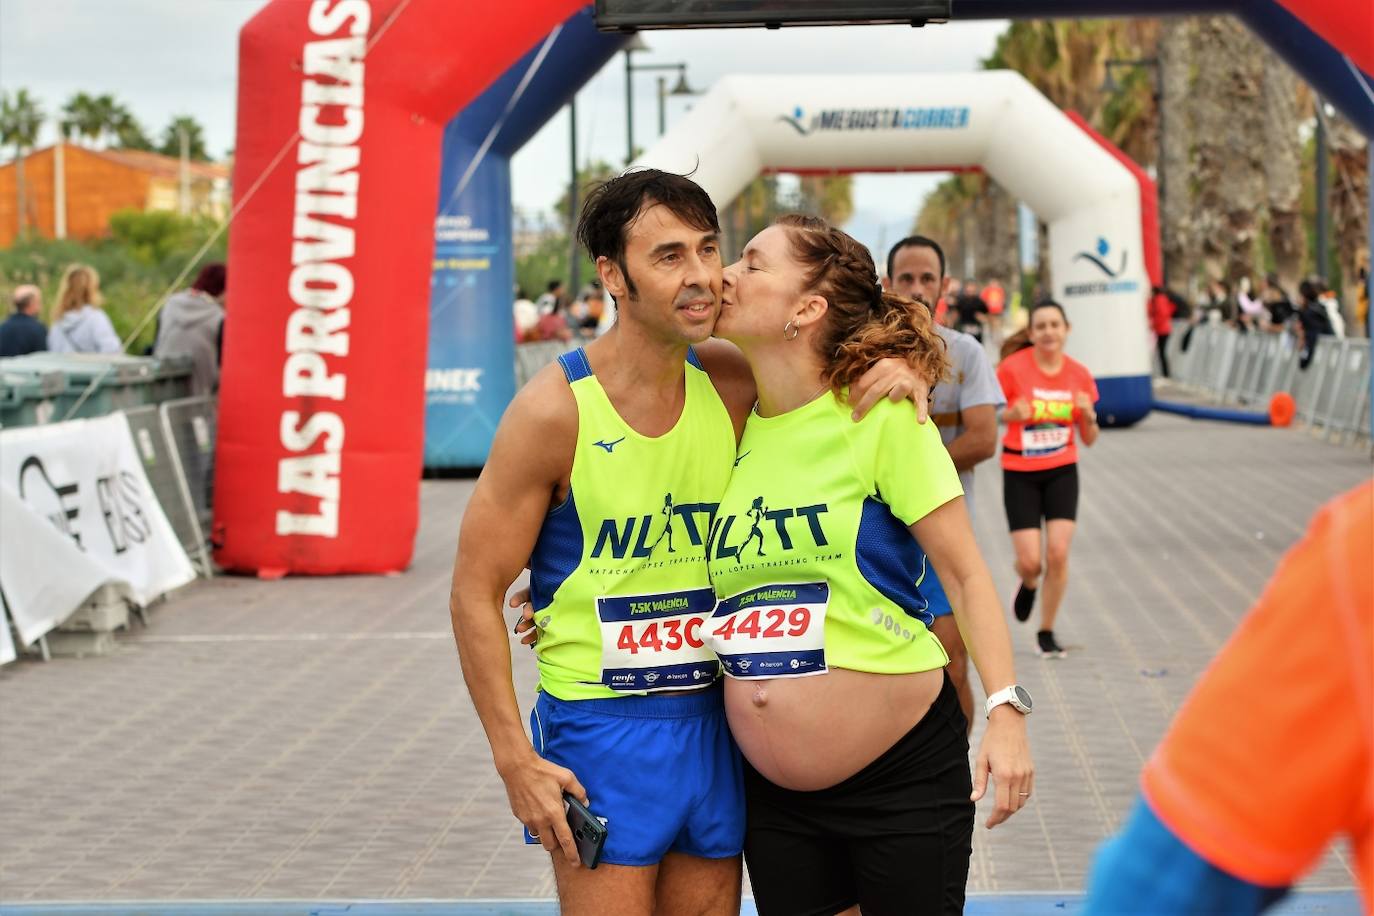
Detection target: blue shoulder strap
<box><xmin>686</xmin><ymin>345</ymin><xmax>703</xmax><ymax>370</ymax></box>
<box><xmin>557</xmin><ymin>348</ymin><xmax>594</xmax><ymax>382</ymax></box>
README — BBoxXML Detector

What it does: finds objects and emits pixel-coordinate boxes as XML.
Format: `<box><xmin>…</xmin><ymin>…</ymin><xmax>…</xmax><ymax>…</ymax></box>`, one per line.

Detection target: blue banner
<box><xmin>425</xmin><ymin>7</ymin><xmax>627</xmax><ymax>468</ymax></box>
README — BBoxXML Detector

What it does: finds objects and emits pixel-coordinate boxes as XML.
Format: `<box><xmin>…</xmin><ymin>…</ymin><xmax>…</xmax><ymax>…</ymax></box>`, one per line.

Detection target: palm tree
<box><xmin>111</xmin><ymin>104</ymin><xmax>154</xmax><ymax>151</ymax></box>
<box><xmin>1</xmin><ymin>88</ymin><xmax>46</xmax><ymax>238</ymax></box>
<box><xmin>1262</xmin><ymin>63</ymin><xmax>1304</xmax><ymax>293</ymax></box>
<box><xmin>797</xmin><ymin>174</ymin><xmax>854</xmax><ymax>226</ymax></box>
<box><xmin>60</xmin><ymin>92</ymin><xmax>105</xmax><ymax>146</ymax></box>
<box><xmin>1191</xmin><ymin>15</ymin><xmax>1267</xmax><ymax>284</ymax></box>
<box><xmin>1157</xmin><ymin>17</ymin><xmax>1196</xmax><ymax>290</ymax></box>
<box><xmin>1326</xmin><ymin>112</ymin><xmax>1369</xmax><ymax>321</ymax></box>
<box><xmin>159</xmin><ymin>115</ymin><xmax>209</xmax><ymax>161</ymax></box>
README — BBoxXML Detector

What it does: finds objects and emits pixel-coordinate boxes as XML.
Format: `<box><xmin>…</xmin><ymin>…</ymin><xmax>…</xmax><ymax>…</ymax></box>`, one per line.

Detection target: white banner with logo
<box><xmin>0</xmin><ymin>414</ymin><xmax>196</xmax><ymax>655</ymax></box>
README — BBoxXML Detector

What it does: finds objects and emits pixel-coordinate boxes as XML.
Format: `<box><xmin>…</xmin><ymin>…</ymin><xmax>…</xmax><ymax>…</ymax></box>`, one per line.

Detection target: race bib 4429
<box><xmin>707</xmin><ymin>582</ymin><xmax>828</xmax><ymax>679</ymax></box>
<box><xmin>597</xmin><ymin>587</ymin><xmax>720</xmax><ymax>692</ymax></box>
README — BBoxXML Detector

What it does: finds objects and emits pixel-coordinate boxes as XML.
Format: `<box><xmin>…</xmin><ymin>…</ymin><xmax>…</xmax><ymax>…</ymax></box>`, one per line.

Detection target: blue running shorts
<box><xmin>525</xmin><ymin>681</ymin><xmax>745</xmax><ymax>866</ymax></box>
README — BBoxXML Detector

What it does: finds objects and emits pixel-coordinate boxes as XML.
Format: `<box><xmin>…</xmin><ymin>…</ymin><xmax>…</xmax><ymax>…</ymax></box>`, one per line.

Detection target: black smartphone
<box><xmin>564</xmin><ymin>793</ymin><xmax>607</xmax><ymax>869</ymax></box>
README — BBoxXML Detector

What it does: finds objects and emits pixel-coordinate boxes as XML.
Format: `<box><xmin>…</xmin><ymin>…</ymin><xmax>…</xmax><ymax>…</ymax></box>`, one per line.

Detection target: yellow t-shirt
<box><xmin>704</xmin><ymin>393</ymin><xmax>962</xmax><ymax>678</ymax></box>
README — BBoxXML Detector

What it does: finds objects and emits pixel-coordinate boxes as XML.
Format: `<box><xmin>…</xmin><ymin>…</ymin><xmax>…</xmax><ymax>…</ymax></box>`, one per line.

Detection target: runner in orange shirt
<box><xmin>1086</xmin><ymin>480</ymin><xmax>1373</xmax><ymax>912</ymax></box>
<box><xmin>996</xmin><ymin>300</ymin><xmax>1099</xmax><ymax>657</ymax></box>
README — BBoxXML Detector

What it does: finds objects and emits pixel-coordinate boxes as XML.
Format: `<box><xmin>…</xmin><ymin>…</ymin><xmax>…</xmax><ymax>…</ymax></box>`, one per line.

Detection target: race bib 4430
<box><xmin>708</xmin><ymin>582</ymin><xmax>828</xmax><ymax>679</ymax></box>
<box><xmin>597</xmin><ymin>587</ymin><xmax>719</xmax><ymax>692</ymax></box>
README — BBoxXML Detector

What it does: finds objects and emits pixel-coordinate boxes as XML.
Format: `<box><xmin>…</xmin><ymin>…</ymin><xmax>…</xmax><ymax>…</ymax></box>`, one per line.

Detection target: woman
<box><xmin>48</xmin><ymin>264</ymin><xmax>121</xmax><ymax>354</ymax></box>
<box><xmin>710</xmin><ymin>215</ymin><xmax>1033</xmax><ymax>915</ymax></box>
<box><xmin>533</xmin><ymin>295</ymin><xmax>574</xmax><ymax>343</ymax></box>
<box><xmin>998</xmin><ymin>300</ymin><xmax>1099</xmax><ymax>658</ymax></box>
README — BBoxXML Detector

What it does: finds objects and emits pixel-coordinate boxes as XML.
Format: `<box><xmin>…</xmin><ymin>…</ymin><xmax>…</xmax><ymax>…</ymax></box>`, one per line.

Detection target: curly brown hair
<box><xmin>773</xmin><ymin>214</ymin><xmax>948</xmax><ymax>392</ymax></box>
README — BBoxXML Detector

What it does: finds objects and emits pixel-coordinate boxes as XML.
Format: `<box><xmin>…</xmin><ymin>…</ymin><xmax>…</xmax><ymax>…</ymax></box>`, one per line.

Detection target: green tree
<box><xmin>159</xmin><ymin>115</ymin><xmax>210</xmax><ymax>161</ymax></box>
<box><xmin>60</xmin><ymin>92</ymin><xmax>103</xmax><ymax>145</ymax></box>
<box><xmin>61</xmin><ymin>92</ymin><xmax>150</xmax><ymax>149</ymax></box>
<box><xmin>111</xmin><ymin>105</ymin><xmax>154</xmax><ymax>151</ymax></box>
<box><xmin>1</xmin><ymin>88</ymin><xmax>46</xmax><ymax>238</ymax></box>
<box><xmin>555</xmin><ymin>159</ymin><xmax>620</xmax><ymax>221</ymax></box>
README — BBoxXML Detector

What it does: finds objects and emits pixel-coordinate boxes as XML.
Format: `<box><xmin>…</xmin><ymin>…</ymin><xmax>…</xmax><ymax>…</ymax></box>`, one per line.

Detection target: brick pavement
<box><xmin>1</xmin><ymin>411</ymin><xmax>1368</xmax><ymax>902</ymax></box>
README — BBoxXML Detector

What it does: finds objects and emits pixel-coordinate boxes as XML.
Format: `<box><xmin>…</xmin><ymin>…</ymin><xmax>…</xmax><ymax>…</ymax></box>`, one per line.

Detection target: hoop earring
<box><xmin>783</xmin><ymin>320</ymin><xmax>799</xmax><ymax>341</ymax></box>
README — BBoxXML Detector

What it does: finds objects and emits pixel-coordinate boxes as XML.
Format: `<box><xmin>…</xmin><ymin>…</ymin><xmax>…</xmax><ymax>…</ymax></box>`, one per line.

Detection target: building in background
<box><xmin>0</xmin><ymin>145</ymin><xmax>230</xmax><ymax>247</ymax></box>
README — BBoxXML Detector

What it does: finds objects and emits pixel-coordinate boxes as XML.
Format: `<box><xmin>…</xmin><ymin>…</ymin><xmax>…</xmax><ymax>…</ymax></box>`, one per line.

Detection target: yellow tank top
<box><xmin>528</xmin><ymin>347</ymin><xmax>735</xmax><ymax>700</ymax></box>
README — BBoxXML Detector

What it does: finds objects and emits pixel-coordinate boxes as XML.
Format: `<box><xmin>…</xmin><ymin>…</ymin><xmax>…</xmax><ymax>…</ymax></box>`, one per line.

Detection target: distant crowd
<box><xmin>1147</xmin><ymin>269</ymin><xmax>1369</xmax><ymax>377</ymax></box>
<box><xmin>0</xmin><ymin>261</ymin><xmax>228</xmax><ymax>397</ymax></box>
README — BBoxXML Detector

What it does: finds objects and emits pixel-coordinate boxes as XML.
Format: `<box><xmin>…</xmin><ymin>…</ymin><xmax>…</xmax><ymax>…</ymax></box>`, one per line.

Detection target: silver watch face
<box><xmin>1013</xmin><ymin>685</ymin><xmax>1033</xmax><ymax>711</ymax></box>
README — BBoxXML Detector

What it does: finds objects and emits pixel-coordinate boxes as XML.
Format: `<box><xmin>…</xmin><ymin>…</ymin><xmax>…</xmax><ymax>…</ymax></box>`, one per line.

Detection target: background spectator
<box><xmin>513</xmin><ymin>287</ymin><xmax>538</xmax><ymax>342</ymax></box>
<box><xmin>574</xmin><ymin>285</ymin><xmax>605</xmax><ymax>339</ymax></box>
<box><xmin>153</xmin><ymin>262</ymin><xmax>226</xmax><ymax>396</ymax></box>
<box><xmin>535</xmin><ymin>279</ymin><xmax>564</xmax><ymax>316</ymax></box>
<box><xmin>1258</xmin><ymin>273</ymin><xmax>1294</xmax><ymax>331</ymax></box>
<box><xmin>952</xmin><ymin>280</ymin><xmax>990</xmax><ymax>342</ymax></box>
<box><xmin>1295</xmin><ymin>279</ymin><xmax>1335</xmax><ymax>369</ymax></box>
<box><xmin>48</xmin><ymin>264</ymin><xmax>121</xmax><ymax>354</ymax></box>
<box><xmin>1147</xmin><ymin>285</ymin><xmax>1175</xmax><ymax>377</ymax></box>
<box><xmin>0</xmin><ymin>285</ymin><xmax>49</xmax><ymax>357</ymax></box>
<box><xmin>533</xmin><ymin>296</ymin><xmax>573</xmax><ymax>343</ymax></box>
<box><xmin>1315</xmin><ymin>278</ymin><xmax>1346</xmax><ymax>338</ymax></box>
<box><xmin>1357</xmin><ymin>263</ymin><xmax>1369</xmax><ymax>337</ymax></box>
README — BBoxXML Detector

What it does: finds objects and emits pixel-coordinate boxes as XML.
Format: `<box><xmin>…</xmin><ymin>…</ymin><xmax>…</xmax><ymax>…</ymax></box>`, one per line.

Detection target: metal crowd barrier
<box><xmin>1167</xmin><ymin>321</ymin><xmax>1371</xmax><ymax>445</ymax></box>
<box><xmin>119</xmin><ymin>396</ymin><xmax>216</xmax><ymax>577</ymax></box>
<box><xmin>515</xmin><ymin>340</ymin><xmax>580</xmax><ymax>388</ymax></box>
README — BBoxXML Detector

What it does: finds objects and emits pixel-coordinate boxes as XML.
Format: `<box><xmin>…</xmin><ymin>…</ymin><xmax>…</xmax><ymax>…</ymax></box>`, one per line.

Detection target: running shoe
<box><xmin>1014</xmin><ymin>584</ymin><xmax>1037</xmax><ymax>622</ymax></box>
<box><xmin>1037</xmin><ymin>630</ymin><xmax>1066</xmax><ymax>658</ymax></box>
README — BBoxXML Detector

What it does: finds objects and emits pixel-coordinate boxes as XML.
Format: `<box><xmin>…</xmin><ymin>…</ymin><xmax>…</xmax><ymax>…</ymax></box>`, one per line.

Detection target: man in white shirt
<box><xmin>885</xmin><ymin>235</ymin><xmax>1005</xmax><ymax>727</ymax></box>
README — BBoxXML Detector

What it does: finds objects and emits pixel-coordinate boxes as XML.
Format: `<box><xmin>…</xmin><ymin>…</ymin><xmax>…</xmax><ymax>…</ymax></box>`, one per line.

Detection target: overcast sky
<box><xmin>1</xmin><ymin>1</ymin><xmax>1009</xmax><ymax>258</ymax></box>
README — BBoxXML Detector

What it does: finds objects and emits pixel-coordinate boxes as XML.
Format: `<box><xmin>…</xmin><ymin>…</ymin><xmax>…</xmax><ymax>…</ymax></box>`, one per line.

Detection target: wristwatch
<box><xmin>985</xmin><ymin>685</ymin><xmax>1034</xmax><ymax>717</ymax></box>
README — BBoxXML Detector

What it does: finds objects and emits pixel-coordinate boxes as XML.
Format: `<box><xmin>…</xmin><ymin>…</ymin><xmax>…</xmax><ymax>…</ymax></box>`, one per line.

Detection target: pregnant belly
<box><xmin>724</xmin><ymin>666</ymin><xmax>944</xmax><ymax>791</ymax></box>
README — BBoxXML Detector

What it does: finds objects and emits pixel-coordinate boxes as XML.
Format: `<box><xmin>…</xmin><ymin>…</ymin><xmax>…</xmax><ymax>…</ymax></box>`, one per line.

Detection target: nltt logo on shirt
<box><xmin>707</xmin><ymin>498</ymin><xmax>830</xmax><ymax>564</ymax></box>
<box><xmin>590</xmin><ymin>492</ymin><xmax>720</xmax><ymax>560</ymax></box>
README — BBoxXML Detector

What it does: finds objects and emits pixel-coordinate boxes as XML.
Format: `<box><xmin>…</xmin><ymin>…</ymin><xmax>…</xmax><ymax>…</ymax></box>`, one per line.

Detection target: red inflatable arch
<box><xmin>216</xmin><ymin>0</ymin><xmax>581</xmax><ymax>574</ymax></box>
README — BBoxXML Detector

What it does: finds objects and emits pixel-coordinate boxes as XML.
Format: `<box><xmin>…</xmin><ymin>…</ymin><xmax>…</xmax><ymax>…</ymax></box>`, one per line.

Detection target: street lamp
<box><xmin>623</xmin><ymin>37</ymin><xmax>698</xmax><ymax>164</ymax></box>
<box><xmin>1103</xmin><ymin>57</ymin><xmax>1166</xmax><ymax>281</ymax></box>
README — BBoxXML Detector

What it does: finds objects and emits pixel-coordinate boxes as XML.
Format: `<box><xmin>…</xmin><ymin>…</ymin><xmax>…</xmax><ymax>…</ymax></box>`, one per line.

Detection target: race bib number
<box><xmin>598</xmin><ymin>587</ymin><xmax>719</xmax><ymax>692</ymax></box>
<box><xmin>707</xmin><ymin>582</ymin><xmax>828</xmax><ymax>679</ymax></box>
<box><xmin>1022</xmin><ymin>423</ymin><xmax>1070</xmax><ymax>458</ymax></box>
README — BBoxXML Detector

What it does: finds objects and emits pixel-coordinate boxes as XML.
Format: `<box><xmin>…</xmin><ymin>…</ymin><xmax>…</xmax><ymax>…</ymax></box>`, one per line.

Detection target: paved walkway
<box><xmin>1</xmin><ymin>411</ymin><xmax>1368</xmax><ymax>904</ymax></box>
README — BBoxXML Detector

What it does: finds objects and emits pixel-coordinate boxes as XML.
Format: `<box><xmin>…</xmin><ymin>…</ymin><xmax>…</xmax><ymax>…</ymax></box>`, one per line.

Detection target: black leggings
<box><xmin>1003</xmin><ymin>464</ymin><xmax>1079</xmax><ymax>531</ymax></box>
<box><xmin>743</xmin><ymin>676</ymin><xmax>973</xmax><ymax>916</ymax></box>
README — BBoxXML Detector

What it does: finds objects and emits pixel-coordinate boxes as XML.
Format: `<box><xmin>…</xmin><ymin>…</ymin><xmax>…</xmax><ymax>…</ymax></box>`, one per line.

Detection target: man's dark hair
<box><xmin>12</xmin><ymin>288</ymin><xmax>36</xmax><ymax>314</ymax></box>
<box><xmin>546</xmin><ymin>279</ymin><xmax>563</xmax><ymax>293</ymax></box>
<box><xmin>191</xmin><ymin>263</ymin><xmax>226</xmax><ymax>298</ymax></box>
<box><xmin>576</xmin><ymin>169</ymin><xmax>719</xmax><ymax>300</ymax></box>
<box><xmin>886</xmin><ymin>235</ymin><xmax>946</xmax><ymax>284</ymax></box>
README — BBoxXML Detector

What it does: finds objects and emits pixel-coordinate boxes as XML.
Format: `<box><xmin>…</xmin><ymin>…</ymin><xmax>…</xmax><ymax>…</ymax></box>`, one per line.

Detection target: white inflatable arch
<box><xmin>636</xmin><ymin>70</ymin><xmax>1156</xmax><ymax>424</ymax></box>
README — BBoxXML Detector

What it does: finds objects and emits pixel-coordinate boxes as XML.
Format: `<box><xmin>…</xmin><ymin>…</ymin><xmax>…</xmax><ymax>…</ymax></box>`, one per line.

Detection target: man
<box><xmin>0</xmin><ymin>285</ymin><xmax>49</xmax><ymax>357</ymax></box>
<box><xmin>952</xmin><ymin>280</ymin><xmax>991</xmax><ymax>343</ymax></box>
<box><xmin>450</xmin><ymin>170</ymin><xmax>927</xmax><ymax>916</ymax></box>
<box><xmin>1086</xmin><ymin>481</ymin><xmax>1371</xmax><ymax>913</ymax></box>
<box><xmin>885</xmin><ymin>235</ymin><xmax>1005</xmax><ymax>729</ymax></box>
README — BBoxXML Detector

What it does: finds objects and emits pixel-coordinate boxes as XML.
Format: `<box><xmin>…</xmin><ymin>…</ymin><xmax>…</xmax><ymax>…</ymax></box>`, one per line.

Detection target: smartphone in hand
<box><xmin>564</xmin><ymin>793</ymin><xmax>607</xmax><ymax>869</ymax></box>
